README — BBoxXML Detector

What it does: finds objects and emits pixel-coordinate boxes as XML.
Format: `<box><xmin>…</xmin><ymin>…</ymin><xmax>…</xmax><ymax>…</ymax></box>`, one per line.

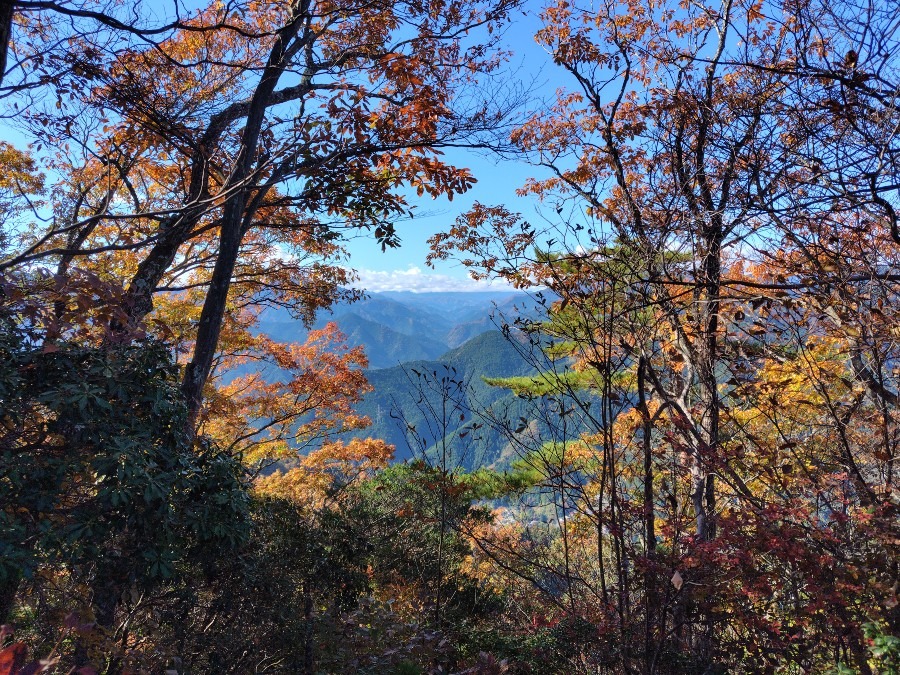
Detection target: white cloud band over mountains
<box><xmin>350</xmin><ymin>266</ymin><xmax>515</xmax><ymax>293</ymax></box>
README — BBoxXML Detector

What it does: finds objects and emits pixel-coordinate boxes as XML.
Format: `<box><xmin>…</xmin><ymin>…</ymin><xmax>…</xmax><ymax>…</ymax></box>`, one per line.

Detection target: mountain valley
<box><xmin>255</xmin><ymin>290</ymin><xmax>551</xmax><ymax>467</ymax></box>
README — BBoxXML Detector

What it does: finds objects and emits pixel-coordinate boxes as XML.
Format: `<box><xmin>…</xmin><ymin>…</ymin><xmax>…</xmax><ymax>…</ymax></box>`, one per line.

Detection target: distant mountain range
<box><xmin>346</xmin><ymin>330</ymin><xmax>544</xmax><ymax>466</ymax></box>
<box><xmin>257</xmin><ymin>289</ymin><xmax>545</xmax><ymax>368</ymax></box>
<box><xmin>254</xmin><ymin>290</ymin><xmax>560</xmax><ymax>468</ymax></box>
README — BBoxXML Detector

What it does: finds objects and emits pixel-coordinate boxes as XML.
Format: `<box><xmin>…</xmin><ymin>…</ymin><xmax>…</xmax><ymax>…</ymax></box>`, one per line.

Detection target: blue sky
<box><xmin>2</xmin><ymin>4</ymin><xmax>557</xmax><ymax>293</ymax></box>
<box><xmin>345</xmin><ymin>149</ymin><xmax>543</xmax><ymax>293</ymax></box>
<box><xmin>346</xmin><ymin>10</ymin><xmax>553</xmax><ymax>293</ymax></box>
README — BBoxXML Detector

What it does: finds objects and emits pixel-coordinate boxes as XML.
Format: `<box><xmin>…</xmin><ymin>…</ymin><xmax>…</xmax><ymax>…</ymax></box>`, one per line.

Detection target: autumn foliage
<box><xmin>1</xmin><ymin>0</ymin><xmax>900</xmax><ymax>672</ymax></box>
<box><xmin>427</xmin><ymin>0</ymin><xmax>900</xmax><ymax>671</ymax></box>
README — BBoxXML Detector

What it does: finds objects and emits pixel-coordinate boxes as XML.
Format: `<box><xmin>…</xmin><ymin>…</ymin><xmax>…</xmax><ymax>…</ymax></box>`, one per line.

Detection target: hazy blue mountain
<box><xmin>378</xmin><ymin>290</ymin><xmax>527</xmax><ymax>323</ymax></box>
<box><xmin>347</xmin><ymin>330</ymin><xmax>543</xmax><ymax>467</ymax></box>
<box><xmin>256</xmin><ymin>312</ymin><xmax>448</xmax><ymax>369</ymax></box>
<box><xmin>256</xmin><ymin>290</ymin><xmax>542</xmax><ymax>367</ymax></box>
<box><xmin>445</xmin><ymin>293</ymin><xmax>548</xmax><ymax>347</ymax></box>
<box><xmin>252</xmin><ymin>290</ymin><xmax>572</xmax><ymax>468</ymax></box>
<box><xmin>331</xmin><ymin>313</ymin><xmax>451</xmax><ymax>367</ymax></box>
<box><xmin>256</xmin><ymin>294</ymin><xmax>449</xmax><ymax>365</ymax></box>
<box><xmin>338</xmin><ymin>296</ymin><xmax>452</xmax><ymax>342</ymax></box>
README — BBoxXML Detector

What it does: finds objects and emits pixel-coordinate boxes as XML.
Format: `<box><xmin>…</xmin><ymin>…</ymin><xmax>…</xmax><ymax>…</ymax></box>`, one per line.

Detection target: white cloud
<box><xmin>349</xmin><ymin>266</ymin><xmax>516</xmax><ymax>293</ymax></box>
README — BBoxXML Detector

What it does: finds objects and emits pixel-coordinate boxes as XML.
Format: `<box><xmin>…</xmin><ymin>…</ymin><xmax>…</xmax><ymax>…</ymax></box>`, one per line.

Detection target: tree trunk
<box><xmin>181</xmin><ymin>203</ymin><xmax>243</xmax><ymax>428</ymax></box>
<box><xmin>74</xmin><ymin>557</ymin><xmax>125</xmax><ymax>674</ymax></box>
<box><xmin>0</xmin><ymin>570</ymin><xmax>19</xmax><ymax>624</ymax></box>
<box><xmin>690</xmin><ymin>224</ymin><xmax>723</xmax><ymax>667</ymax></box>
<box><xmin>180</xmin><ymin>11</ymin><xmax>304</xmax><ymax>430</ymax></box>
<box><xmin>0</xmin><ymin>0</ymin><xmax>14</xmax><ymax>88</ymax></box>
<box><xmin>694</xmin><ymin>228</ymin><xmax>721</xmax><ymax>543</ymax></box>
<box><xmin>638</xmin><ymin>355</ymin><xmax>655</xmax><ymax>552</ymax></box>
<box><xmin>638</xmin><ymin>356</ymin><xmax>657</xmax><ymax>674</ymax></box>
<box><xmin>302</xmin><ymin>582</ymin><xmax>314</xmax><ymax>674</ymax></box>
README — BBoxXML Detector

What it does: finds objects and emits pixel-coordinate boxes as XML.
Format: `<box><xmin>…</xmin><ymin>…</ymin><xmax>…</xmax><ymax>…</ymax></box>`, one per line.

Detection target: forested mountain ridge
<box><xmin>348</xmin><ymin>329</ymin><xmax>541</xmax><ymax>466</ymax></box>
<box><xmin>255</xmin><ymin>291</ymin><xmax>550</xmax><ymax>467</ymax></box>
<box><xmin>256</xmin><ymin>290</ymin><xmax>540</xmax><ymax>368</ymax></box>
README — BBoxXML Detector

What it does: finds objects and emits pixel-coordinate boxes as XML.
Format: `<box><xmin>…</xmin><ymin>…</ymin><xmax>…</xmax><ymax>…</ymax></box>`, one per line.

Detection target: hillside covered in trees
<box><xmin>0</xmin><ymin>0</ymin><xmax>899</xmax><ymax>673</ymax></box>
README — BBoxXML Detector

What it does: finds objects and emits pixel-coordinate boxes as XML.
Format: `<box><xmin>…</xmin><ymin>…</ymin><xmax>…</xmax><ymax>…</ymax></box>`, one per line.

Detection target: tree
<box><xmin>200</xmin><ymin>319</ymin><xmax>374</xmax><ymax>470</ymax></box>
<box><xmin>1</xmin><ymin>0</ymin><xmax>523</xmax><ymax>428</ymax></box>
<box><xmin>430</xmin><ymin>0</ymin><xmax>900</xmax><ymax>670</ymax></box>
<box><xmin>0</xmin><ymin>301</ymin><xmax>249</xmax><ymax>670</ymax></box>
<box><xmin>0</xmin><ymin>1</ymin><xmax>256</xmax><ymax>91</ymax></box>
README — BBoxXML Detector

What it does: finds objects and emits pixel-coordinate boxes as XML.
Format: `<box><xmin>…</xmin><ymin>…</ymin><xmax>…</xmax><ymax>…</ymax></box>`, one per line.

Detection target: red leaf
<box><xmin>0</xmin><ymin>643</ymin><xmax>28</xmax><ymax>675</ymax></box>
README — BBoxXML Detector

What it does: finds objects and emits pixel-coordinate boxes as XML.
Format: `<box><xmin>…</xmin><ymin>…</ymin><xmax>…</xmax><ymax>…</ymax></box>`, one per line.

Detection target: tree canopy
<box><xmin>1</xmin><ymin>0</ymin><xmax>899</xmax><ymax>672</ymax></box>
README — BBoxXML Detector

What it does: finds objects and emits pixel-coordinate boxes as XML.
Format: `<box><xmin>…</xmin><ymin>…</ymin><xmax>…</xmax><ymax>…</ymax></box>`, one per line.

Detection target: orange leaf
<box><xmin>0</xmin><ymin>642</ymin><xmax>29</xmax><ymax>675</ymax></box>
